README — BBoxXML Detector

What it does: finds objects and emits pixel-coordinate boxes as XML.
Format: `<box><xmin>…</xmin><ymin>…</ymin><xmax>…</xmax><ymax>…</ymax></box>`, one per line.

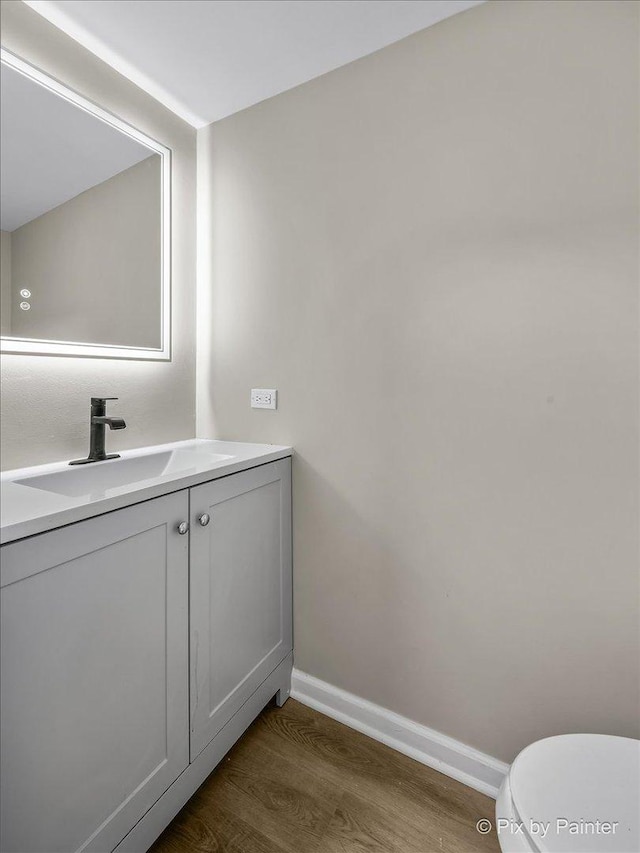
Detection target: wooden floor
<box><xmin>150</xmin><ymin>699</ymin><xmax>501</xmax><ymax>853</ymax></box>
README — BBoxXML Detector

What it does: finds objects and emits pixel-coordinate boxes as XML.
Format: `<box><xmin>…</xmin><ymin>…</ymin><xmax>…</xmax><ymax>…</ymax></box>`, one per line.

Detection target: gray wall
<box><xmin>197</xmin><ymin>0</ymin><xmax>639</xmax><ymax>761</ymax></box>
<box><xmin>0</xmin><ymin>230</ymin><xmax>10</xmax><ymax>336</ymax></box>
<box><xmin>0</xmin><ymin>0</ymin><xmax>196</xmax><ymax>469</ymax></box>
<box><xmin>9</xmin><ymin>157</ymin><xmax>161</xmax><ymax>348</ymax></box>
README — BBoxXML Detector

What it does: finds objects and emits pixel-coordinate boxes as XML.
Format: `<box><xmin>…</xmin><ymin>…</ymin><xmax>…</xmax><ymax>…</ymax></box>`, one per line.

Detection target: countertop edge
<box><xmin>1</xmin><ymin>446</ymin><xmax>293</xmax><ymax>546</ymax></box>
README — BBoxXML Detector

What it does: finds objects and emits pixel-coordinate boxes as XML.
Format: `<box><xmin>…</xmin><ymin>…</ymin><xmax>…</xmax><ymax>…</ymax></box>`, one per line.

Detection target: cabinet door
<box><xmin>189</xmin><ymin>458</ymin><xmax>292</xmax><ymax>759</ymax></box>
<box><xmin>0</xmin><ymin>492</ymin><xmax>190</xmax><ymax>853</ymax></box>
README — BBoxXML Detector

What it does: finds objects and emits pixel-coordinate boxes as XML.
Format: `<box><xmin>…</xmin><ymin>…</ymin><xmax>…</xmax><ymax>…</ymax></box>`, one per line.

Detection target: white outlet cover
<box><xmin>251</xmin><ymin>388</ymin><xmax>277</xmax><ymax>410</ymax></box>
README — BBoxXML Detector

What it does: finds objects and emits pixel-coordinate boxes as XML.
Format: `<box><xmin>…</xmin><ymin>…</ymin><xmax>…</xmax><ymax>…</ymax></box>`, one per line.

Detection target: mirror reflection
<box><xmin>0</xmin><ymin>55</ymin><xmax>166</xmax><ymax>354</ymax></box>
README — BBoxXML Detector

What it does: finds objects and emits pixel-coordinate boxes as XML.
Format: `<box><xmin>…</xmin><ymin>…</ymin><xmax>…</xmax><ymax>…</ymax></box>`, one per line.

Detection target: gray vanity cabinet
<box><xmin>189</xmin><ymin>458</ymin><xmax>292</xmax><ymax>759</ymax></box>
<box><xmin>0</xmin><ymin>491</ymin><xmax>190</xmax><ymax>853</ymax></box>
<box><xmin>0</xmin><ymin>456</ymin><xmax>293</xmax><ymax>853</ymax></box>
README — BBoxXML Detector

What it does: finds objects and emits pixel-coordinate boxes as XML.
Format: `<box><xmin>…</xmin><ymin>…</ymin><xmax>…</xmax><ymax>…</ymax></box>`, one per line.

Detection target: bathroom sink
<box><xmin>2</xmin><ymin>439</ymin><xmax>292</xmax><ymax>544</ymax></box>
<box><xmin>15</xmin><ymin>447</ymin><xmax>234</xmax><ymax>498</ymax></box>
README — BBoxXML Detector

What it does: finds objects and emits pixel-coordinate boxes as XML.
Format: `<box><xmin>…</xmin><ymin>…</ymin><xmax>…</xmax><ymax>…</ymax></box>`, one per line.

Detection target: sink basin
<box><xmin>1</xmin><ymin>438</ymin><xmax>292</xmax><ymax>545</ymax></box>
<box><xmin>15</xmin><ymin>447</ymin><xmax>234</xmax><ymax>498</ymax></box>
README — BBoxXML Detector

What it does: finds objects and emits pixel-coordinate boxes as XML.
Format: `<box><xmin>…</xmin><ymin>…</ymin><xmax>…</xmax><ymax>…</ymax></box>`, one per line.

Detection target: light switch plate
<box><xmin>251</xmin><ymin>388</ymin><xmax>277</xmax><ymax>409</ymax></box>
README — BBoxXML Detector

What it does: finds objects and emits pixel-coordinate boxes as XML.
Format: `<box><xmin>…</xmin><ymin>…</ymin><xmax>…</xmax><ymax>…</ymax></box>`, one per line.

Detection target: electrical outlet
<box><xmin>251</xmin><ymin>388</ymin><xmax>277</xmax><ymax>410</ymax></box>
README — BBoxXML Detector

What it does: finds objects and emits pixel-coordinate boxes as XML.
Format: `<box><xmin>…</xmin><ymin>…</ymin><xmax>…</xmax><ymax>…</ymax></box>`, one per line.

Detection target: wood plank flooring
<box><xmin>150</xmin><ymin>699</ymin><xmax>501</xmax><ymax>853</ymax></box>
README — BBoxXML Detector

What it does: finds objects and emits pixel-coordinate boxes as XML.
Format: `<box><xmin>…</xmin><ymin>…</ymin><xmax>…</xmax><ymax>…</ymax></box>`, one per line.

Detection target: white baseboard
<box><xmin>291</xmin><ymin>668</ymin><xmax>508</xmax><ymax>799</ymax></box>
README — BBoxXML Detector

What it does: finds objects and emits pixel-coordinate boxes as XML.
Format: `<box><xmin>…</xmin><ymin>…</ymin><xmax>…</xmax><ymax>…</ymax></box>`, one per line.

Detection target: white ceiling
<box><xmin>25</xmin><ymin>0</ymin><xmax>484</xmax><ymax>128</ymax></box>
<box><xmin>0</xmin><ymin>63</ymin><xmax>154</xmax><ymax>231</ymax></box>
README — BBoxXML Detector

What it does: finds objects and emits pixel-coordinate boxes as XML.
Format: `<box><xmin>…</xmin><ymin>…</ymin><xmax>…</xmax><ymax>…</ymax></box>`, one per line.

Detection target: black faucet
<box><xmin>69</xmin><ymin>397</ymin><xmax>127</xmax><ymax>465</ymax></box>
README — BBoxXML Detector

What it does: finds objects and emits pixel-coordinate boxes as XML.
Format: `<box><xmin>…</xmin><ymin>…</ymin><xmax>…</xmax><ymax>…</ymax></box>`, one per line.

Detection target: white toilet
<box><xmin>495</xmin><ymin>734</ymin><xmax>640</xmax><ymax>853</ymax></box>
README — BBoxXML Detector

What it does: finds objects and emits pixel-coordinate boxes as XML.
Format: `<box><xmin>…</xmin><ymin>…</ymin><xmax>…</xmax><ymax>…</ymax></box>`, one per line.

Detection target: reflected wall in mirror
<box><xmin>0</xmin><ymin>50</ymin><xmax>170</xmax><ymax>359</ymax></box>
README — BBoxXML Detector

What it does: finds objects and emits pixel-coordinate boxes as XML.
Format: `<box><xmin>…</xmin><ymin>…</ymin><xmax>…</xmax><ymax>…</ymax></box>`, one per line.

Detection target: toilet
<box><xmin>495</xmin><ymin>734</ymin><xmax>640</xmax><ymax>853</ymax></box>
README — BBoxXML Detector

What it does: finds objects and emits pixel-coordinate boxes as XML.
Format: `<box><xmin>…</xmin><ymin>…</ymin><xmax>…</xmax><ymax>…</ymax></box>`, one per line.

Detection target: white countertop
<box><xmin>1</xmin><ymin>439</ymin><xmax>292</xmax><ymax>544</ymax></box>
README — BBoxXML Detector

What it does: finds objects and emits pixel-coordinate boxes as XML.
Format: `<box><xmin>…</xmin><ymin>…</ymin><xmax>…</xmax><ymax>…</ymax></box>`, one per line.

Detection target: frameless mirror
<box><xmin>0</xmin><ymin>49</ymin><xmax>170</xmax><ymax>359</ymax></box>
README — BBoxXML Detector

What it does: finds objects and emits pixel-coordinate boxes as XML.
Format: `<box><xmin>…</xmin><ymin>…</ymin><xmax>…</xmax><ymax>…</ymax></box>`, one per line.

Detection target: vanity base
<box><xmin>114</xmin><ymin>653</ymin><xmax>293</xmax><ymax>853</ymax></box>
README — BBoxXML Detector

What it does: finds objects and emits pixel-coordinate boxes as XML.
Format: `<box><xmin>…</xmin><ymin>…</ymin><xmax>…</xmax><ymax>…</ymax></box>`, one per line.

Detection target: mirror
<box><xmin>0</xmin><ymin>49</ymin><xmax>170</xmax><ymax>359</ymax></box>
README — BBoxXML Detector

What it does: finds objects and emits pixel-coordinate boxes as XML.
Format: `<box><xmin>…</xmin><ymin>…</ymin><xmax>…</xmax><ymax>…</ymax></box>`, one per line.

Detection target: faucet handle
<box><xmin>91</xmin><ymin>397</ymin><xmax>118</xmax><ymax>404</ymax></box>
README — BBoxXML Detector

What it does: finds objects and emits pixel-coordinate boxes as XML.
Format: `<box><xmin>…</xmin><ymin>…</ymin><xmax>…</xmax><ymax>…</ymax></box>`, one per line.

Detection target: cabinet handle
<box><xmin>197</xmin><ymin>513</ymin><xmax>211</xmax><ymax>527</ymax></box>
<box><xmin>177</xmin><ymin>521</ymin><xmax>189</xmax><ymax>535</ymax></box>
